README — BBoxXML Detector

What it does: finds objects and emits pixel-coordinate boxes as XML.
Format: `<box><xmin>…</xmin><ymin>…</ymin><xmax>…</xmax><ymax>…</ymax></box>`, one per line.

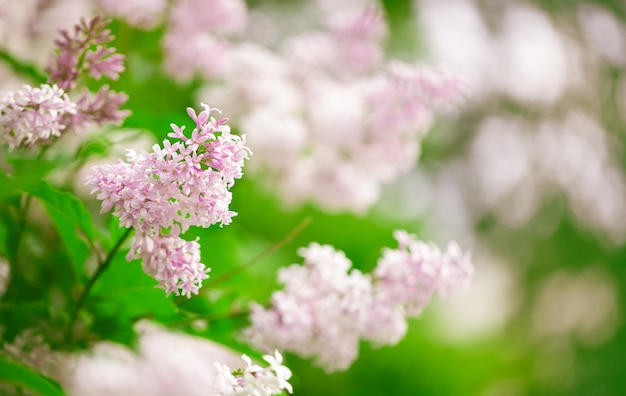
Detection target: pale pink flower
<box><xmin>0</xmin><ymin>84</ymin><xmax>76</xmax><ymax>151</ymax></box>
<box><xmin>95</xmin><ymin>0</ymin><xmax>168</xmax><ymax>29</ymax></box>
<box><xmin>244</xmin><ymin>243</ymin><xmax>374</xmax><ymax>372</ymax></box>
<box><xmin>373</xmin><ymin>230</ymin><xmax>474</xmax><ymax>316</ymax></box>
<box><xmin>72</xmin><ymin>85</ymin><xmax>130</xmax><ymax>127</ymax></box>
<box><xmin>329</xmin><ymin>6</ymin><xmax>387</xmax><ymax>74</ymax></box>
<box><xmin>200</xmin><ymin>4</ymin><xmax>467</xmax><ymax>214</ymax></box>
<box><xmin>86</xmin><ymin>104</ymin><xmax>250</xmax><ymax>296</ymax></box>
<box><xmin>244</xmin><ymin>231</ymin><xmax>474</xmax><ymax>372</ymax></box>
<box><xmin>169</xmin><ymin>0</ymin><xmax>247</xmax><ymax>36</ymax></box>
<box><xmin>130</xmin><ymin>234</ymin><xmax>209</xmax><ymax>298</ymax></box>
<box><xmin>163</xmin><ymin>0</ymin><xmax>247</xmax><ymax>82</ymax></box>
<box><xmin>163</xmin><ymin>32</ymin><xmax>231</xmax><ymax>82</ymax></box>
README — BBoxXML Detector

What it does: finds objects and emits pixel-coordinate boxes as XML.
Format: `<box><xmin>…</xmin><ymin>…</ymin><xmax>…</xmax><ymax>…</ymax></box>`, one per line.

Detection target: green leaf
<box><xmin>0</xmin><ymin>155</ymin><xmax>73</xmax><ymax>202</ymax></box>
<box><xmin>24</xmin><ymin>181</ymin><xmax>96</xmax><ymax>281</ymax></box>
<box><xmin>88</xmin><ymin>250</ymin><xmax>179</xmax><ymax>346</ymax></box>
<box><xmin>25</xmin><ymin>181</ymin><xmax>96</xmax><ymax>242</ymax></box>
<box><xmin>75</xmin><ymin>137</ymin><xmax>110</xmax><ymax>160</ymax></box>
<box><xmin>0</xmin><ymin>172</ymin><xmax>20</xmax><ymax>201</ymax></box>
<box><xmin>44</xmin><ymin>205</ymin><xmax>90</xmax><ymax>281</ymax></box>
<box><xmin>0</xmin><ymin>359</ymin><xmax>66</xmax><ymax>396</ymax></box>
<box><xmin>108</xmin><ymin>215</ymin><xmax>129</xmax><ymax>247</ymax></box>
<box><xmin>0</xmin><ymin>217</ymin><xmax>8</xmax><ymax>257</ymax></box>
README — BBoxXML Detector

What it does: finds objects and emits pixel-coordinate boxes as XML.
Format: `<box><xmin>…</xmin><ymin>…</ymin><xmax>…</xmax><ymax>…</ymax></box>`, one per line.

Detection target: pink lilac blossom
<box><xmin>0</xmin><ymin>84</ymin><xmax>77</xmax><ymax>151</ymax></box>
<box><xmin>244</xmin><ymin>231</ymin><xmax>474</xmax><ymax>372</ymax></box>
<box><xmin>285</xmin><ymin>5</ymin><xmax>386</xmax><ymax>77</ymax></box>
<box><xmin>163</xmin><ymin>0</ymin><xmax>247</xmax><ymax>81</ymax></box>
<box><xmin>245</xmin><ymin>243</ymin><xmax>373</xmax><ymax>372</ymax></box>
<box><xmin>200</xmin><ymin>4</ymin><xmax>467</xmax><ymax>213</ymax></box>
<box><xmin>41</xmin><ymin>16</ymin><xmax>129</xmax><ymax>129</ymax></box>
<box><xmin>86</xmin><ymin>103</ymin><xmax>250</xmax><ymax>296</ymax></box>
<box><xmin>213</xmin><ymin>350</ymin><xmax>293</xmax><ymax>395</ymax></box>
<box><xmin>95</xmin><ymin>0</ymin><xmax>168</xmax><ymax>30</ymax></box>
<box><xmin>46</xmin><ymin>16</ymin><xmax>125</xmax><ymax>91</ymax></box>
<box><xmin>71</xmin><ymin>85</ymin><xmax>130</xmax><ymax>127</ymax></box>
<box><xmin>373</xmin><ymin>230</ymin><xmax>474</xmax><ymax>316</ymax></box>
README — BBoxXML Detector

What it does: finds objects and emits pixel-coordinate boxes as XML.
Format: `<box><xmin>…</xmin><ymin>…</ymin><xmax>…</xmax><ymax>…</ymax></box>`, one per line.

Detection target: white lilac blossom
<box><xmin>86</xmin><ymin>103</ymin><xmax>250</xmax><ymax>297</ymax></box>
<box><xmin>201</xmin><ymin>5</ymin><xmax>467</xmax><ymax>213</ymax></box>
<box><xmin>244</xmin><ymin>231</ymin><xmax>474</xmax><ymax>372</ymax></box>
<box><xmin>0</xmin><ymin>84</ymin><xmax>77</xmax><ymax>151</ymax></box>
<box><xmin>214</xmin><ymin>350</ymin><xmax>293</xmax><ymax>396</ymax></box>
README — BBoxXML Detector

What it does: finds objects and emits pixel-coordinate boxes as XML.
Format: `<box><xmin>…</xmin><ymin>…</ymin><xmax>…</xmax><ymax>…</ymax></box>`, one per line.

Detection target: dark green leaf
<box><xmin>44</xmin><ymin>205</ymin><xmax>89</xmax><ymax>282</ymax></box>
<box><xmin>23</xmin><ymin>181</ymin><xmax>97</xmax><ymax>282</ymax></box>
<box><xmin>0</xmin><ymin>359</ymin><xmax>66</xmax><ymax>396</ymax></box>
<box><xmin>87</xmin><ymin>250</ymin><xmax>179</xmax><ymax>346</ymax></box>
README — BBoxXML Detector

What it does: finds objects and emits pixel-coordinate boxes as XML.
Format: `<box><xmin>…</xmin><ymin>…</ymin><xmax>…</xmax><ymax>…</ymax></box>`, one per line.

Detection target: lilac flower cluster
<box><xmin>46</xmin><ymin>15</ymin><xmax>129</xmax><ymax>128</ymax></box>
<box><xmin>86</xmin><ymin>104</ymin><xmax>250</xmax><ymax>297</ymax></box>
<box><xmin>0</xmin><ymin>17</ymin><xmax>128</xmax><ymax>151</ymax></box>
<box><xmin>46</xmin><ymin>16</ymin><xmax>124</xmax><ymax>91</ymax></box>
<box><xmin>213</xmin><ymin>350</ymin><xmax>293</xmax><ymax>395</ymax></box>
<box><xmin>200</xmin><ymin>4</ymin><xmax>468</xmax><ymax>213</ymax></box>
<box><xmin>244</xmin><ymin>231</ymin><xmax>474</xmax><ymax>372</ymax></box>
<box><xmin>0</xmin><ymin>84</ymin><xmax>76</xmax><ymax>151</ymax></box>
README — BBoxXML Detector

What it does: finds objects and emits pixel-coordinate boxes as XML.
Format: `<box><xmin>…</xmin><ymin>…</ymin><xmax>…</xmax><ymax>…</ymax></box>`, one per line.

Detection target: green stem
<box><xmin>12</xmin><ymin>195</ymin><xmax>32</xmax><ymax>263</ymax></box>
<box><xmin>0</xmin><ymin>48</ymin><xmax>47</xmax><ymax>84</ymax></box>
<box><xmin>206</xmin><ymin>216</ymin><xmax>313</xmax><ymax>288</ymax></box>
<box><xmin>66</xmin><ymin>227</ymin><xmax>133</xmax><ymax>343</ymax></box>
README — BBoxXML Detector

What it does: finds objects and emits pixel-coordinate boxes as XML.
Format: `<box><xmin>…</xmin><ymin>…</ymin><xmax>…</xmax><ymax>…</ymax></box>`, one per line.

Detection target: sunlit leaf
<box><xmin>25</xmin><ymin>181</ymin><xmax>97</xmax><ymax>242</ymax></box>
<box><xmin>23</xmin><ymin>181</ymin><xmax>96</xmax><ymax>281</ymax></box>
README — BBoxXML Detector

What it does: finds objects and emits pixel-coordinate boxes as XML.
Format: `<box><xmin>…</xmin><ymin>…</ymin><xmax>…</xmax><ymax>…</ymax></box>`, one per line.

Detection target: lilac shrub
<box><xmin>0</xmin><ymin>4</ymin><xmax>477</xmax><ymax>394</ymax></box>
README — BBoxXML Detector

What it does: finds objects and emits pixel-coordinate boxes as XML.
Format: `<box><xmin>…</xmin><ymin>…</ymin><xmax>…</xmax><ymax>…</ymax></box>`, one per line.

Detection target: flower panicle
<box><xmin>47</xmin><ymin>16</ymin><xmax>125</xmax><ymax>91</ymax></box>
<box><xmin>243</xmin><ymin>231</ymin><xmax>474</xmax><ymax>372</ymax></box>
<box><xmin>86</xmin><ymin>103</ymin><xmax>250</xmax><ymax>297</ymax></box>
<box><xmin>0</xmin><ymin>84</ymin><xmax>76</xmax><ymax>151</ymax></box>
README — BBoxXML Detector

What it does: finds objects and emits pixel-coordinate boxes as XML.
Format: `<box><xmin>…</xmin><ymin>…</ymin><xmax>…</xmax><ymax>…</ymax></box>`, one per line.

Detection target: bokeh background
<box><xmin>1</xmin><ymin>0</ymin><xmax>626</xmax><ymax>395</ymax></box>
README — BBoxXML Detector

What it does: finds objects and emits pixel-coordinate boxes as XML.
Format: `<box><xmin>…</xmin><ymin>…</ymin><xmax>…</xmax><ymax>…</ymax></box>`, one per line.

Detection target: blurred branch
<box><xmin>206</xmin><ymin>216</ymin><xmax>313</xmax><ymax>288</ymax></box>
<box><xmin>66</xmin><ymin>227</ymin><xmax>133</xmax><ymax>343</ymax></box>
